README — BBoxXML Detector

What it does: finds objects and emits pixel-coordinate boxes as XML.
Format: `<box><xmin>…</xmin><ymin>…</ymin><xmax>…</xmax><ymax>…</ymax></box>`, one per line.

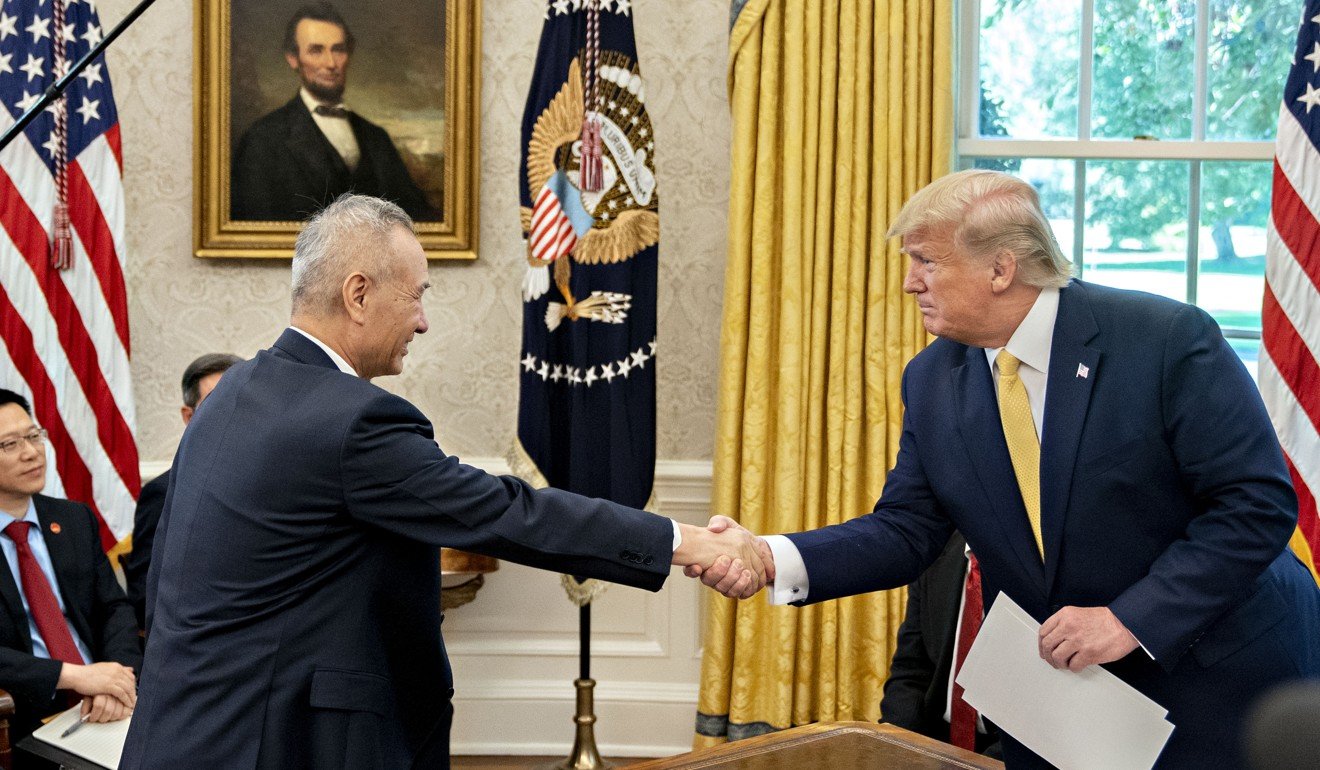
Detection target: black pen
<box><xmin>60</xmin><ymin>713</ymin><xmax>89</xmax><ymax>739</ymax></box>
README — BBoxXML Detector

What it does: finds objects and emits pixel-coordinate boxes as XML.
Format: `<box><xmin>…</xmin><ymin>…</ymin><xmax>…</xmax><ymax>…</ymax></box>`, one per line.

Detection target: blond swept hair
<box><xmin>888</xmin><ymin>169</ymin><xmax>1072</xmax><ymax>289</ymax></box>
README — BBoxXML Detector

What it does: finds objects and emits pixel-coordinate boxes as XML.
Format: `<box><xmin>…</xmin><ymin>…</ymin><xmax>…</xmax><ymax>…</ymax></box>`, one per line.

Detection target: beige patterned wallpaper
<box><xmin>102</xmin><ymin>0</ymin><xmax>730</xmax><ymax>467</ymax></box>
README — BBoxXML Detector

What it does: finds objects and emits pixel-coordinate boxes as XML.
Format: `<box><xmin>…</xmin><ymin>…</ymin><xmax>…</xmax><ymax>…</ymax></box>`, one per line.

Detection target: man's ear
<box><xmin>343</xmin><ymin>272</ymin><xmax>371</xmax><ymax>324</ymax></box>
<box><xmin>180</xmin><ymin>405</ymin><xmax>194</xmax><ymax>426</ymax></box>
<box><xmin>285</xmin><ymin>51</ymin><xmax>300</xmax><ymax>71</ymax></box>
<box><xmin>990</xmin><ymin>250</ymin><xmax>1018</xmax><ymax>294</ymax></box>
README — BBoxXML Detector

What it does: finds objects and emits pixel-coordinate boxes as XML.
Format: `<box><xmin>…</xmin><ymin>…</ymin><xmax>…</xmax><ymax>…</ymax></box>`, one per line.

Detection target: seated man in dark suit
<box><xmin>880</xmin><ymin>531</ymin><xmax>1000</xmax><ymax>757</ymax></box>
<box><xmin>0</xmin><ymin>389</ymin><xmax>140</xmax><ymax>752</ymax></box>
<box><xmin>231</xmin><ymin>2</ymin><xmax>435</xmax><ymax>221</ymax></box>
<box><xmin>121</xmin><ymin>353</ymin><xmax>241</xmax><ymax>632</ymax></box>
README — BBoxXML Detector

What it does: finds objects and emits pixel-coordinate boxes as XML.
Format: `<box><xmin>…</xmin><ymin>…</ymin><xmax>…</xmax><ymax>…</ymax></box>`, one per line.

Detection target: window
<box><xmin>957</xmin><ymin>0</ymin><xmax>1296</xmax><ymax>370</ymax></box>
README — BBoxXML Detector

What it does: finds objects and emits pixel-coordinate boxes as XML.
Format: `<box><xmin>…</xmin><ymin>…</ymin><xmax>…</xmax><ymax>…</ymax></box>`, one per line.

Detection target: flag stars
<box><xmin>15</xmin><ymin>89</ymin><xmax>38</xmax><ymax>112</ymax></box>
<box><xmin>1298</xmin><ymin>82</ymin><xmax>1320</xmax><ymax>114</ymax></box>
<box><xmin>526</xmin><ymin>340</ymin><xmax>656</xmax><ymax>387</ymax></box>
<box><xmin>40</xmin><ymin>131</ymin><xmax>59</xmax><ymax>158</ymax></box>
<box><xmin>78</xmin><ymin>62</ymin><xmax>102</xmax><ymax>87</ymax></box>
<box><xmin>1306</xmin><ymin>43</ymin><xmax>1320</xmax><ymax>74</ymax></box>
<box><xmin>25</xmin><ymin>13</ymin><xmax>49</xmax><ymax>43</ymax></box>
<box><xmin>0</xmin><ymin>51</ymin><xmax>12</xmax><ymax>76</ymax></box>
<box><xmin>59</xmin><ymin>21</ymin><xmax>73</xmax><ymax>43</ymax></box>
<box><xmin>0</xmin><ymin>12</ymin><xmax>16</xmax><ymax>41</ymax></box>
<box><xmin>76</xmin><ymin>95</ymin><xmax>100</xmax><ymax>124</ymax></box>
<box><xmin>615</xmin><ymin>0</ymin><xmax>630</xmax><ymax>14</ymax></box>
<box><xmin>81</xmin><ymin>22</ymin><xmax>101</xmax><ymax>46</ymax></box>
<box><xmin>552</xmin><ymin>0</ymin><xmax>569</xmax><ymax>14</ymax></box>
<box><xmin>19</xmin><ymin>53</ymin><xmax>43</xmax><ymax>82</ymax></box>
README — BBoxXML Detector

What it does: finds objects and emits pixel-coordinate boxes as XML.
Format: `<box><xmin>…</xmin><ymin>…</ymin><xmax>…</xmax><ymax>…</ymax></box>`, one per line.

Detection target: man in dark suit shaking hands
<box><xmin>120</xmin><ymin>194</ymin><xmax>769</xmax><ymax>770</ymax></box>
<box><xmin>0</xmin><ymin>389</ymin><xmax>140</xmax><ymax>747</ymax></box>
<box><xmin>695</xmin><ymin>169</ymin><xmax>1320</xmax><ymax>767</ymax></box>
<box><xmin>231</xmin><ymin>3</ymin><xmax>434</xmax><ymax>222</ymax></box>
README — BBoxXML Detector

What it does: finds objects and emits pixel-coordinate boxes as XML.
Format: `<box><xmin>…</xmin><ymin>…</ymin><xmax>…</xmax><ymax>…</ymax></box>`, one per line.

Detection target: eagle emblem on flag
<box><xmin>514</xmin><ymin>0</ymin><xmax>658</xmax><ymax>605</ymax></box>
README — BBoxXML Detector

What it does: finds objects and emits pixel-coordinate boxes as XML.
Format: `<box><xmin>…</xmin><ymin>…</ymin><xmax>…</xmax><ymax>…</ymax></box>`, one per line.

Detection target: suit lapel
<box><xmin>951</xmin><ymin>346</ymin><xmax>1047</xmax><ymax>590</ymax></box>
<box><xmin>284</xmin><ymin>98</ymin><xmax>349</xmax><ymax>182</ymax></box>
<box><xmin>34</xmin><ymin>497</ymin><xmax>91</xmax><ymax>642</ymax></box>
<box><xmin>0</xmin><ymin>528</ymin><xmax>29</xmax><ymax>651</ymax></box>
<box><xmin>1039</xmin><ymin>282</ymin><xmax>1101</xmax><ymax>591</ymax></box>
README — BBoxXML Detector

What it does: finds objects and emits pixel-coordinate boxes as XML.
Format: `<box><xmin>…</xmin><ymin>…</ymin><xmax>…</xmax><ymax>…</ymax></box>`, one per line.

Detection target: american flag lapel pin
<box><xmin>49</xmin><ymin>523</ymin><xmax>61</xmax><ymax>534</ymax></box>
<box><xmin>1076</xmin><ymin>363</ymin><xmax>1090</xmax><ymax>379</ymax></box>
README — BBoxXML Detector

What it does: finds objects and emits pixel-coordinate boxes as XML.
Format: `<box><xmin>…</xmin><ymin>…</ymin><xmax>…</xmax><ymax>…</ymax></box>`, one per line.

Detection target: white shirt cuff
<box><xmin>763</xmin><ymin>534</ymin><xmax>808</xmax><ymax>604</ymax></box>
<box><xmin>671</xmin><ymin>519</ymin><xmax>682</xmax><ymax>553</ymax></box>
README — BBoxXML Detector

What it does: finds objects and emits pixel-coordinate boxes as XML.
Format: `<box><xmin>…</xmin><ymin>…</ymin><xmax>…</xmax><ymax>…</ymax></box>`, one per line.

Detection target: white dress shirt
<box><xmin>300</xmin><ymin>87</ymin><xmax>360</xmax><ymax>172</ymax></box>
<box><xmin>0</xmin><ymin>499</ymin><xmax>94</xmax><ymax>663</ymax></box>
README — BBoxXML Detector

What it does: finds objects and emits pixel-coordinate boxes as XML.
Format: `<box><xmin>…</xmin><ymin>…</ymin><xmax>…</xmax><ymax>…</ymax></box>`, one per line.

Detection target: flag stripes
<box><xmin>0</xmin><ymin>0</ymin><xmax>137</xmax><ymax>548</ymax></box>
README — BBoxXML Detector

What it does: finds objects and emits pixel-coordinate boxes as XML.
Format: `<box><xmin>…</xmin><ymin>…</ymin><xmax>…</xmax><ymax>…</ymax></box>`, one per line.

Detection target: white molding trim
<box><xmin>456</xmin><ymin>679</ymin><xmax>698</xmax><ymax>704</ymax></box>
<box><xmin>453</xmin><ymin>741</ymin><xmax>688</xmax><ymax>758</ymax></box>
<box><xmin>445</xmin><ymin>636</ymin><xmax>666</xmax><ymax>658</ymax></box>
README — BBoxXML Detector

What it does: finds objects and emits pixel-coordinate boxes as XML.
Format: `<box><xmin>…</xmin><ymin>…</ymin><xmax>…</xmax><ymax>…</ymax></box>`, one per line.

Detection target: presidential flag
<box><xmin>0</xmin><ymin>0</ymin><xmax>137</xmax><ymax>550</ymax></box>
<box><xmin>1261</xmin><ymin>0</ymin><xmax>1320</xmax><ymax>582</ymax></box>
<box><xmin>515</xmin><ymin>0</ymin><xmax>658</xmax><ymax>603</ymax></box>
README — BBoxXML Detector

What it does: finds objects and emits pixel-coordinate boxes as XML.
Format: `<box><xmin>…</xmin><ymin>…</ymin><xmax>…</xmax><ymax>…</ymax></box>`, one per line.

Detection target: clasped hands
<box><xmin>58</xmin><ymin>661</ymin><xmax>137</xmax><ymax>723</ymax></box>
<box><xmin>671</xmin><ymin>515</ymin><xmax>773</xmax><ymax>599</ymax></box>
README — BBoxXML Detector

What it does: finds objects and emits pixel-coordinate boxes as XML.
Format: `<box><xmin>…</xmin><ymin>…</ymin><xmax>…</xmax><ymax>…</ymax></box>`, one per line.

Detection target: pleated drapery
<box><xmin>694</xmin><ymin>0</ymin><xmax>953</xmax><ymax>746</ymax></box>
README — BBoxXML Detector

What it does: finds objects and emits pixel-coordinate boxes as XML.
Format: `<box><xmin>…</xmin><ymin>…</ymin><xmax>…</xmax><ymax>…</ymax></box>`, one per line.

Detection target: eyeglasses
<box><xmin>0</xmin><ymin>429</ymin><xmax>47</xmax><ymax>455</ymax></box>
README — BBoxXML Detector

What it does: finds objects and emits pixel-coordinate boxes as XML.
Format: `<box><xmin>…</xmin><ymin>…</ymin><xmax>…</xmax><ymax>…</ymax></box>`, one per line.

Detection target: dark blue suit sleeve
<box><xmin>339</xmin><ymin>392</ymin><xmax>673</xmax><ymax>590</ymax></box>
<box><xmin>1108</xmin><ymin>305</ymin><xmax>1298</xmax><ymax>669</ymax></box>
<box><xmin>784</xmin><ymin>370</ymin><xmax>954</xmax><ymax>602</ymax></box>
<box><xmin>123</xmin><ymin>474</ymin><xmax>166</xmax><ymax>631</ymax></box>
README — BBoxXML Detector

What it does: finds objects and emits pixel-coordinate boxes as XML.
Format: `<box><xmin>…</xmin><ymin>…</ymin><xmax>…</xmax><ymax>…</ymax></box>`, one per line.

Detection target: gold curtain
<box><xmin>694</xmin><ymin>0</ymin><xmax>952</xmax><ymax>747</ymax></box>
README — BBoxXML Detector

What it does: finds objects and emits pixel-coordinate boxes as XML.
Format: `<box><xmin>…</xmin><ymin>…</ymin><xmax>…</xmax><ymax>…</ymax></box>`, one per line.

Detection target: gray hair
<box><xmin>888</xmin><ymin>169</ymin><xmax>1073</xmax><ymax>289</ymax></box>
<box><xmin>291</xmin><ymin>194</ymin><xmax>415</xmax><ymax>317</ymax></box>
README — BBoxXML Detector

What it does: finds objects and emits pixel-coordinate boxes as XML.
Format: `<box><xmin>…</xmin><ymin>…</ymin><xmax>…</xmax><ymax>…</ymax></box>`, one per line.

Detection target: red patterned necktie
<box><xmin>950</xmin><ymin>552</ymin><xmax>983</xmax><ymax>752</ymax></box>
<box><xmin>3</xmin><ymin>520</ymin><xmax>85</xmax><ymax>666</ymax></box>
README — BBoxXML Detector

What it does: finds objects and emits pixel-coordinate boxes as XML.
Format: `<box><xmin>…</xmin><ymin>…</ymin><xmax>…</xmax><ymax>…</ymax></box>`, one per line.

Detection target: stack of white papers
<box><xmin>955</xmin><ymin>593</ymin><xmax>1175</xmax><ymax>770</ymax></box>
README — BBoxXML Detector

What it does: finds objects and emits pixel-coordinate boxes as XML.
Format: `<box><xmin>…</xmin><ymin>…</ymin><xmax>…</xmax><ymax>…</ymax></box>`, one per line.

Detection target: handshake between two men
<box><xmin>673</xmin><ymin>515</ymin><xmax>773</xmax><ymax>600</ymax></box>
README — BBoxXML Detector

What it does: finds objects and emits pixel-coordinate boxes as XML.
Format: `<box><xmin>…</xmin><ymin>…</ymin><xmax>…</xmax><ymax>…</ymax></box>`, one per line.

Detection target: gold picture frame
<box><xmin>193</xmin><ymin>0</ymin><xmax>479</xmax><ymax>259</ymax></box>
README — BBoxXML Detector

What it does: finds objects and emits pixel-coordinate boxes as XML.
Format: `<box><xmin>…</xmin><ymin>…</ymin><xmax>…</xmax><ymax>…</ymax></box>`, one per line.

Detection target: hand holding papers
<box><xmin>955</xmin><ymin>593</ymin><xmax>1174</xmax><ymax>770</ymax></box>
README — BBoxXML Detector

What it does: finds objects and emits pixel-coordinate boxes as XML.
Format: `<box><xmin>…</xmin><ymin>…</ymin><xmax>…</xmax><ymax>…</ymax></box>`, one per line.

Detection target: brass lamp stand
<box><xmin>545</xmin><ymin>603</ymin><xmax>611</xmax><ymax>770</ymax></box>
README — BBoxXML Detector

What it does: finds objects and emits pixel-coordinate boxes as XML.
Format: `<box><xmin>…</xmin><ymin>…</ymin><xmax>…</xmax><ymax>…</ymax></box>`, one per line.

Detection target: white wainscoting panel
<box><xmin>447</xmin><ymin>457</ymin><xmax>713</xmax><ymax>757</ymax></box>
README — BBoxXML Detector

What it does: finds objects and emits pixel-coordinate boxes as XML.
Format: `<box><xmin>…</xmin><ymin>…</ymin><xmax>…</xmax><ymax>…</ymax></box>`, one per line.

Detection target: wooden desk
<box><xmin>630</xmin><ymin>722</ymin><xmax>1004</xmax><ymax>769</ymax></box>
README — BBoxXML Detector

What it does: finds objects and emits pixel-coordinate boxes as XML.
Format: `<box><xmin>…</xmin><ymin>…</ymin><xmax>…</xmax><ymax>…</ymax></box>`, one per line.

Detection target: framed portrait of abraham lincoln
<box><xmin>194</xmin><ymin>0</ymin><xmax>479</xmax><ymax>259</ymax></box>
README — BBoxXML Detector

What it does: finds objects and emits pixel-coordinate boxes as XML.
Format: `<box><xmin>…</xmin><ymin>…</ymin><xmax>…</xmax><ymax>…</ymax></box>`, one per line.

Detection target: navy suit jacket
<box><xmin>120</xmin><ymin>329</ymin><xmax>673</xmax><ymax>769</ymax></box>
<box><xmin>121</xmin><ymin>471</ymin><xmax>167</xmax><ymax>632</ymax></box>
<box><xmin>788</xmin><ymin>281</ymin><xmax>1320</xmax><ymax>767</ymax></box>
<box><xmin>231</xmin><ymin>96</ymin><xmax>435</xmax><ymax>222</ymax></box>
<box><xmin>0</xmin><ymin>495</ymin><xmax>141</xmax><ymax>742</ymax></box>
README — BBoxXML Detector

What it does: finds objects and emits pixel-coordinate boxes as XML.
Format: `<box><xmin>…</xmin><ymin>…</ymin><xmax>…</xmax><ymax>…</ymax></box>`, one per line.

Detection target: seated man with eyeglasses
<box><xmin>0</xmin><ymin>388</ymin><xmax>140</xmax><ymax>759</ymax></box>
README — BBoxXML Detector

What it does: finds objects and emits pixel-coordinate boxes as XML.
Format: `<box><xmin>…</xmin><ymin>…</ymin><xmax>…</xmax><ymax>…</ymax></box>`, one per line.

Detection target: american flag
<box><xmin>1261</xmin><ymin>0</ymin><xmax>1320</xmax><ymax>582</ymax></box>
<box><xmin>0</xmin><ymin>0</ymin><xmax>137</xmax><ymax>551</ymax></box>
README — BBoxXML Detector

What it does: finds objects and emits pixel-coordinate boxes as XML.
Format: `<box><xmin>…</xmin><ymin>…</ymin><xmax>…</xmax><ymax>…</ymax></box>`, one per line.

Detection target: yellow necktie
<box><xmin>996</xmin><ymin>350</ymin><xmax>1043</xmax><ymax>558</ymax></box>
